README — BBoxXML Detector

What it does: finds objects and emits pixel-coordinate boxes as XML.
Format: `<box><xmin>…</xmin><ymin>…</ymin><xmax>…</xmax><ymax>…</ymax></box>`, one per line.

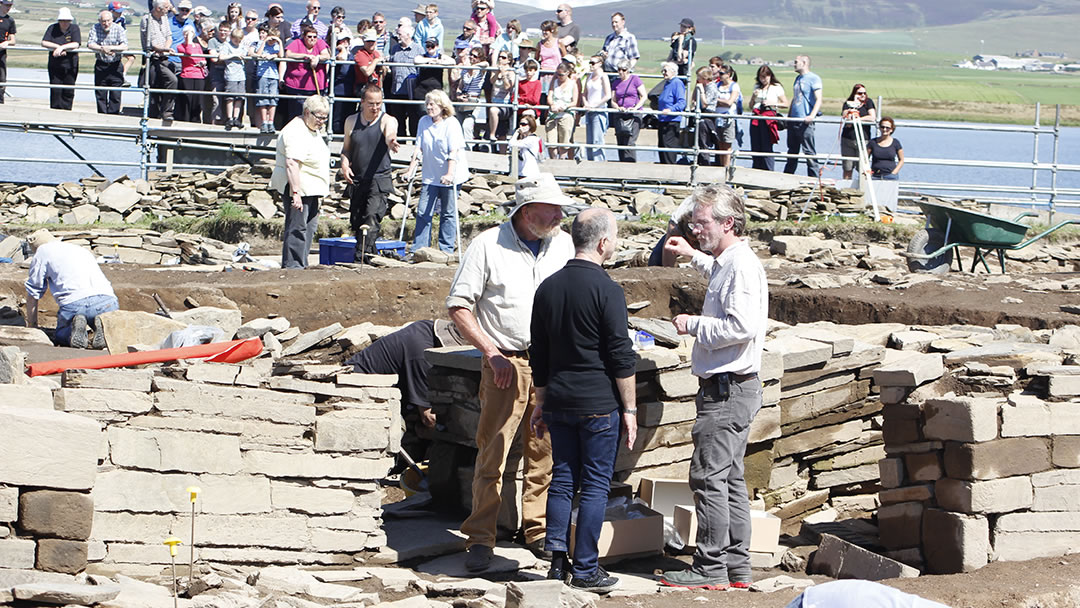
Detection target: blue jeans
<box><xmin>690</xmin><ymin>375</ymin><xmax>762</xmax><ymax>582</ymax></box>
<box><xmin>54</xmin><ymin>294</ymin><xmax>119</xmax><ymax>346</ymax></box>
<box><xmin>585</xmin><ymin>111</ymin><xmax>608</xmax><ymax>161</ymax></box>
<box><xmin>413</xmin><ymin>183</ymin><xmax>459</xmax><ymax>254</ymax></box>
<box><xmin>784</xmin><ymin>121</ymin><xmax>819</xmax><ymax>177</ymax></box>
<box><xmin>543</xmin><ymin>408</ymin><xmax>620</xmax><ymax>579</ymax></box>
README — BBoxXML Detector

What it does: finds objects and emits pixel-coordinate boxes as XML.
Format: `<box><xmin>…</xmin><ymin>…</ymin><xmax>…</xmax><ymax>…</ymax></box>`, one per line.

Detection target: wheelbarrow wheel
<box><xmin>906</xmin><ymin>229</ymin><xmax>953</xmax><ymax>274</ymax></box>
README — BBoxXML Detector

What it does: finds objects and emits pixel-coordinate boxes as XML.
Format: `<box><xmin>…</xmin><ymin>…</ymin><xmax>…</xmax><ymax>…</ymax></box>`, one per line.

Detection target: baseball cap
<box><xmin>177</xmin><ymin>0</ymin><xmax>192</xmax><ymax>9</ymax></box>
<box><xmin>680</xmin><ymin>17</ymin><xmax>694</xmax><ymax>28</ymax></box>
<box><xmin>361</xmin><ymin>28</ymin><xmax>377</xmax><ymax>42</ymax></box>
<box><xmin>0</xmin><ymin>0</ymin><xmax>14</xmax><ymax>5</ymax></box>
<box><xmin>106</xmin><ymin>1</ymin><xmax>127</xmax><ymax>12</ymax></box>
<box><xmin>192</xmin><ymin>5</ymin><xmax>211</xmax><ymax>16</ymax></box>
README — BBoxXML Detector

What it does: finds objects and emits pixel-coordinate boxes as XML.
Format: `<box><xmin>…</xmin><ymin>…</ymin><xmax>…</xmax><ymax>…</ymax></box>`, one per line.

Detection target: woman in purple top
<box><xmin>609</xmin><ymin>59</ymin><xmax>645</xmax><ymax>162</ymax></box>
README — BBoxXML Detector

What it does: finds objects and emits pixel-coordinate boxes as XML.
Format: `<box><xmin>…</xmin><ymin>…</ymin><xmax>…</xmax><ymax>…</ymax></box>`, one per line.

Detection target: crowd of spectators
<box><xmin>0</xmin><ymin>0</ymin><xmax>900</xmax><ymax>175</ymax></box>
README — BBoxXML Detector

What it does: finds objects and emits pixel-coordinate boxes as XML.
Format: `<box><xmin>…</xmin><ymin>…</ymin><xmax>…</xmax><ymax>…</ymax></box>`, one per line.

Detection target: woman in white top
<box><xmin>486</xmin><ymin>49</ymin><xmax>517</xmax><ymax>150</ymax></box>
<box><xmin>747</xmin><ymin>64</ymin><xmax>788</xmax><ymax>171</ymax></box>
<box><xmin>545</xmin><ymin>62</ymin><xmax>578</xmax><ymax>160</ymax></box>
<box><xmin>582</xmin><ymin>54</ymin><xmax>612</xmax><ymax>162</ymax></box>
<box><xmin>270</xmin><ymin>95</ymin><xmax>331</xmax><ymax>269</ymax></box>
<box><xmin>508</xmin><ymin>114</ymin><xmax>542</xmax><ymax>178</ymax></box>
<box><xmin>406</xmin><ymin>89</ymin><xmax>470</xmax><ymax>254</ymax></box>
<box><xmin>713</xmin><ymin>65</ymin><xmax>742</xmax><ymax>167</ymax></box>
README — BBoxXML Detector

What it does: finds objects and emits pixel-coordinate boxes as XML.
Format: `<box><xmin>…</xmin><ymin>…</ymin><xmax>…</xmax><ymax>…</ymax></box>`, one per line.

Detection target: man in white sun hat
<box><xmin>447</xmin><ymin>173</ymin><xmax>574</xmax><ymax>572</ymax></box>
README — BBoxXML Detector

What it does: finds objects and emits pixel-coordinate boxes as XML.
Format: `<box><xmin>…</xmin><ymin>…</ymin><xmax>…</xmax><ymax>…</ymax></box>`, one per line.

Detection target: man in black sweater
<box><xmin>529</xmin><ymin>207</ymin><xmax>638</xmax><ymax>594</ymax></box>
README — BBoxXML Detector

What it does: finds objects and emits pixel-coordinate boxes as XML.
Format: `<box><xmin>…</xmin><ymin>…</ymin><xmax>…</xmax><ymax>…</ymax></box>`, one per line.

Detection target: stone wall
<box><xmin>422</xmin><ymin>321</ymin><xmax>890</xmax><ymax>546</ymax></box>
<box><xmin>876</xmin><ymin>328</ymin><xmax>1080</xmax><ymax>573</ymax></box>
<box><xmin>0</xmin><ymin>347</ymin><xmax>400</xmax><ymax>574</ymax></box>
<box><xmin>0</xmin><ymin>165</ymin><xmax>860</xmax><ymax>228</ymax></box>
<box><xmin>0</xmin><ymin>347</ymin><xmax>101</xmax><ymax>575</ymax></box>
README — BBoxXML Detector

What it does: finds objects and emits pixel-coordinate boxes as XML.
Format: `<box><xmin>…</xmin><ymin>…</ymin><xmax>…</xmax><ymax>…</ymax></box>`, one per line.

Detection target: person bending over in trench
<box><xmin>344</xmin><ymin>319</ymin><xmax>468</xmax><ymax>469</ymax></box>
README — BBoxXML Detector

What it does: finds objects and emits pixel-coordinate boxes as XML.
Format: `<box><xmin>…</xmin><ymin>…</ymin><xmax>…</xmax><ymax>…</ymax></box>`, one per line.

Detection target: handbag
<box><xmin>647</xmin><ymin>80</ymin><xmax>664</xmax><ymax>111</ymax></box>
<box><xmin>613</xmin><ymin>112</ymin><xmax>637</xmax><ymax>136</ymax></box>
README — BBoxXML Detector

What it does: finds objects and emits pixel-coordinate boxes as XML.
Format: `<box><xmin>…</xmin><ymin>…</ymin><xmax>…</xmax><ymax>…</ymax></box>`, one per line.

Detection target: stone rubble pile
<box><xmin>0</xmin><ymin>228</ymin><xmax>244</xmax><ymax>266</ymax></box>
<box><xmin>746</xmin><ymin>185</ymin><xmax>865</xmax><ymax>221</ymax></box>
<box><xmin>874</xmin><ymin>322</ymin><xmax>1080</xmax><ymax>574</ymax></box>
<box><xmin>0</xmin><ymin>164</ymin><xmax>871</xmax><ymax>228</ymax></box>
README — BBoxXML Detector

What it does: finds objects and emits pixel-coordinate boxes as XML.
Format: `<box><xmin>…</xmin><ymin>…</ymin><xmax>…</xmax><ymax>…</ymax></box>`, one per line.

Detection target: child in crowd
<box><xmin>508</xmin><ymin>113</ymin><xmax>542</xmax><ymax>178</ymax></box>
<box><xmin>220</xmin><ymin>28</ymin><xmax>248</xmax><ymax>130</ymax></box>
<box><xmin>253</xmin><ymin>23</ymin><xmax>282</xmax><ymax>134</ymax></box>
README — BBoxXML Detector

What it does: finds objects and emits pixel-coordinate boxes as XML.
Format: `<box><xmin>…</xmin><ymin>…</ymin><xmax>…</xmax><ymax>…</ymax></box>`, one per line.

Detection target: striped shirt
<box><xmin>140</xmin><ymin>12</ymin><xmax>171</xmax><ymax>55</ymax></box>
<box><xmin>88</xmin><ymin>21</ymin><xmax>126</xmax><ymax>63</ymax></box>
<box><xmin>601</xmin><ymin>29</ymin><xmax>639</xmax><ymax>72</ymax></box>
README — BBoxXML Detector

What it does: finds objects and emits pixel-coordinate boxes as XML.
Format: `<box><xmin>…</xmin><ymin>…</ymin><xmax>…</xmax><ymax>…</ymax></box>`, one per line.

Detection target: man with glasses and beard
<box><xmin>291</xmin><ymin>0</ymin><xmax>327</xmax><ymax>40</ymax></box>
<box><xmin>447</xmin><ymin>173</ymin><xmax>574</xmax><ymax>573</ymax></box>
<box><xmin>659</xmin><ymin>184</ymin><xmax>768</xmax><ymax>591</ymax></box>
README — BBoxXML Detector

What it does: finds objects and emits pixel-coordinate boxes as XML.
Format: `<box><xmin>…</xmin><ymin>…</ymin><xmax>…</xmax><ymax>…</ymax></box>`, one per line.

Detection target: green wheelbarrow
<box><xmin>905</xmin><ymin>199</ymin><xmax>1080</xmax><ymax>274</ymax></box>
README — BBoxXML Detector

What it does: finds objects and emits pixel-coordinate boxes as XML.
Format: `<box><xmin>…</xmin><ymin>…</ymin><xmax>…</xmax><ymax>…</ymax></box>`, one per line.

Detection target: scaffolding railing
<box><xmin>1</xmin><ymin>46</ymin><xmax>1076</xmax><ymax>216</ymax></box>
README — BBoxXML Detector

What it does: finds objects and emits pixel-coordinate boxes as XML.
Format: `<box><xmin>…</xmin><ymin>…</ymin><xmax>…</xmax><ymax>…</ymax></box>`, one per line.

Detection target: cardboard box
<box><xmin>674</xmin><ymin>503</ymin><xmax>697</xmax><ymax>546</ymax></box>
<box><xmin>639</xmin><ymin>477</ymin><xmax>694</xmax><ymax>518</ymax></box>
<box><xmin>570</xmin><ymin>503</ymin><xmax>663</xmax><ymax>559</ymax></box>
<box><xmin>672</xmin><ymin>506</ymin><xmax>781</xmax><ymax>553</ymax></box>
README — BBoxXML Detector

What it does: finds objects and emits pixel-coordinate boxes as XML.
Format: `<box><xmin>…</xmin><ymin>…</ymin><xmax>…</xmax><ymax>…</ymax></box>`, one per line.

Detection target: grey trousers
<box><xmin>281</xmin><ymin>187</ymin><xmax>320</xmax><ymax>269</ymax></box>
<box><xmin>690</xmin><ymin>374</ymin><xmax>762</xmax><ymax>581</ymax></box>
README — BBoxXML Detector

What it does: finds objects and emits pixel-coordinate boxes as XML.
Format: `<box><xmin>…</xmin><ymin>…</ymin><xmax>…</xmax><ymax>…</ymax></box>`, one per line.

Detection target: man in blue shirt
<box><xmin>785</xmin><ymin>55</ymin><xmax>823</xmax><ymax>177</ymax></box>
<box><xmin>168</xmin><ymin>0</ymin><xmax>193</xmax><ymax>67</ymax></box>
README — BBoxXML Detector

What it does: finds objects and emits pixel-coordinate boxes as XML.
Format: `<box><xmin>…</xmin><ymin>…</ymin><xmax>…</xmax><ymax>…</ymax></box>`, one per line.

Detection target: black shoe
<box><xmin>569</xmin><ymin>567</ymin><xmax>619</xmax><ymax>594</ymax></box>
<box><xmin>224</xmin><ymin>120</ymin><xmax>233</xmax><ymax>131</ymax></box>
<box><xmin>92</xmin><ymin>316</ymin><xmax>107</xmax><ymax>350</ymax></box>
<box><xmin>547</xmin><ymin>551</ymin><xmax>571</xmax><ymax>583</ymax></box>
<box><xmin>525</xmin><ymin>538</ymin><xmax>552</xmax><ymax>560</ymax></box>
<box><xmin>464</xmin><ymin>545</ymin><xmax>493</xmax><ymax>572</ymax></box>
<box><xmin>69</xmin><ymin>315</ymin><xmax>89</xmax><ymax>349</ymax></box>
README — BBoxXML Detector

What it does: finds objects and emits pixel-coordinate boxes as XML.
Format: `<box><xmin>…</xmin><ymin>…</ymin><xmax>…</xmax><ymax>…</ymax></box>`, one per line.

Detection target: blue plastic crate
<box><xmin>318</xmin><ymin>238</ymin><xmax>407</xmax><ymax>265</ymax></box>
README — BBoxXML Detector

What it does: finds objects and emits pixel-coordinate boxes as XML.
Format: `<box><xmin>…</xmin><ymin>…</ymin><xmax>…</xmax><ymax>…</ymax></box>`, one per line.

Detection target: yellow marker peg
<box><xmin>187</xmin><ymin>486</ymin><xmax>201</xmax><ymax>503</ymax></box>
<box><xmin>163</xmin><ymin>536</ymin><xmax>182</xmax><ymax>557</ymax></box>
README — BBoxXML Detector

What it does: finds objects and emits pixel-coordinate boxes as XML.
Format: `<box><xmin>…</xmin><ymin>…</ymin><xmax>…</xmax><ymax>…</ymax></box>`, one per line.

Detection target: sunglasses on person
<box><xmin>856</xmin><ymin>90</ymin><xmax>867</xmax><ymax>95</ymax></box>
<box><xmin>373</xmin><ymin>19</ymin><xmax>384</xmax><ymax>23</ymax></box>
<box><xmin>245</xmin><ymin>16</ymin><xmax>257</xmax><ymax>20</ymax></box>
<box><xmin>519</xmin><ymin>121</ymin><xmax>529</xmax><ymax>126</ymax></box>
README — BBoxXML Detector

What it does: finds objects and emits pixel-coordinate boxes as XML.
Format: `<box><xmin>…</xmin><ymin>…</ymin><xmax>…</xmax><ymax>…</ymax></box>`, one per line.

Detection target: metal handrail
<box><xmin>1</xmin><ymin>45</ymin><xmax>1075</xmax><ymax>213</ymax></box>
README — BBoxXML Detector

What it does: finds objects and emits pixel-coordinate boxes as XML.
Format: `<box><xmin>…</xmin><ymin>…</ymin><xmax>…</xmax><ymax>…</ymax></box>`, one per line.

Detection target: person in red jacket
<box><xmin>517</xmin><ymin>58</ymin><xmax>541</xmax><ymax>118</ymax></box>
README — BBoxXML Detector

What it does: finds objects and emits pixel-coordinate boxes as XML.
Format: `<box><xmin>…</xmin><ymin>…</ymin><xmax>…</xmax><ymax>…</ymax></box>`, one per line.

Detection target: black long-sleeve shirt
<box><xmin>530</xmin><ymin>259</ymin><xmax>636</xmax><ymax>414</ymax></box>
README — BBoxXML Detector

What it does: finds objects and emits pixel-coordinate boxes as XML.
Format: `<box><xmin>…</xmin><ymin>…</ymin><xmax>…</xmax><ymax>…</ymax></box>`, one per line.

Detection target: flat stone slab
<box><xmin>416</xmin><ymin>543</ymin><xmax>542</xmax><ymax>577</ymax></box>
<box><xmin>375</xmin><ymin>517</ymin><xmax>467</xmax><ymax>563</ymax></box>
<box><xmin>13</xmin><ymin>583</ymin><xmax>122</xmax><ymax>605</ymax></box>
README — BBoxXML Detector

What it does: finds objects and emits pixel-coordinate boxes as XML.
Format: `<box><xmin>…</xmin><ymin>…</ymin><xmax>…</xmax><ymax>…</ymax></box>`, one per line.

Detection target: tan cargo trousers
<box><xmin>460</xmin><ymin>353</ymin><xmax>552</xmax><ymax>548</ymax></box>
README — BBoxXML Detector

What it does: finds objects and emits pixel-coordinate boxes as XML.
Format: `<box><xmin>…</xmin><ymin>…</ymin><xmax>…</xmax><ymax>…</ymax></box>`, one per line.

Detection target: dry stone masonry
<box><xmin>875</xmin><ymin>323</ymin><xmax>1080</xmax><ymax>574</ymax></box>
<box><xmin>0</xmin><ymin>164</ymin><xmax>863</xmax><ymax>228</ymax></box>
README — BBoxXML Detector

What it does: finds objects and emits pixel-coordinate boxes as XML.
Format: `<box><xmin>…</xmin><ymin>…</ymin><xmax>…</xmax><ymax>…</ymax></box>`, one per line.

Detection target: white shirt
<box><xmin>685</xmin><ymin>239</ymin><xmax>768</xmax><ymax>377</ymax></box>
<box><xmin>25</xmin><ymin>241</ymin><xmax>115</xmax><ymax>307</ymax></box>
<box><xmin>509</xmin><ymin>133</ymin><xmax>542</xmax><ymax>179</ymax></box>
<box><xmin>416</xmin><ymin>115</ymin><xmax>470</xmax><ymax>186</ymax></box>
<box><xmin>755</xmin><ymin>83</ymin><xmax>784</xmax><ymax>108</ymax></box>
<box><xmin>446</xmin><ymin>220</ymin><xmax>573</xmax><ymax>352</ymax></box>
<box><xmin>270</xmin><ymin>116</ymin><xmax>331</xmax><ymax>197</ymax></box>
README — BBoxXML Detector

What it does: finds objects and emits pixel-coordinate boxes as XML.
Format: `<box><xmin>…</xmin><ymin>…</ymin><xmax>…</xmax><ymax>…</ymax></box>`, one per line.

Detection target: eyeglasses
<box><xmin>555</xmin><ymin>8</ymin><xmax>564</xmax><ymax>12</ymax></box>
<box><xmin>589</xmin><ymin>61</ymin><xmax>599</xmax><ymax>65</ymax></box>
<box><xmin>856</xmin><ymin>90</ymin><xmax>867</xmax><ymax>95</ymax></box>
<box><xmin>311</xmin><ymin>113</ymin><xmax>329</xmax><ymax>121</ymax></box>
<box><xmin>245</xmin><ymin>16</ymin><xmax>257</xmax><ymax>20</ymax></box>
<box><xmin>373</xmin><ymin>19</ymin><xmax>384</xmax><ymax>23</ymax></box>
<box><xmin>880</xmin><ymin>125</ymin><xmax>893</xmax><ymax>131</ymax></box>
<box><xmin>688</xmin><ymin>217</ymin><xmax>717</xmax><ymax>232</ymax></box>
<box><xmin>519</xmin><ymin>122</ymin><xmax>529</xmax><ymax>126</ymax></box>
<box><xmin>310</xmin><ymin>5</ymin><xmax>320</xmax><ymax>9</ymax></box>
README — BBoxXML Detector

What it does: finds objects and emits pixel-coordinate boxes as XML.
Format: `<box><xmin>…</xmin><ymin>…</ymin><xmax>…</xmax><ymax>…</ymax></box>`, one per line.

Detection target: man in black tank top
<box><xmin>341</xmin><ymin>84</ymin><xmax>401</xmax><ymax>262</ymax></box>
